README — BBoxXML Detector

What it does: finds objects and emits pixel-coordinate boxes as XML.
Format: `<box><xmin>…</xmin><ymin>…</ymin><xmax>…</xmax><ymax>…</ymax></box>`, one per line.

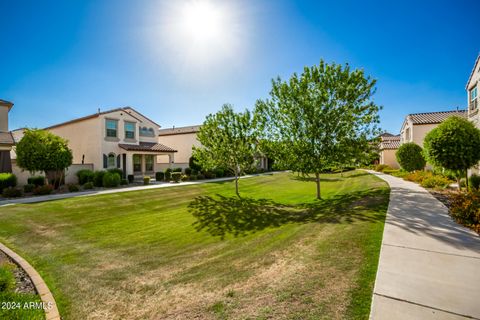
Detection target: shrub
<box><xmin>450</xmin><ymin>191</ymin><xmax>480</xmax><ymax>232</ymax></box>
<box><xmin>143</xmin><ymin>176</ymin><xmax>150</xmax><ymax>185</ymax></box>
<box><xmin>190</xmin><ymin>174</ymin><xmax>198</xmax><ymax>181</ymax></box>
<box><xmin>165</xmin><ymin>168</ymin><xmax>172</xmax><ymax>181</ymax></box>
<box><xmin>108</xmin><ymin>168</ymin><xmax>124</xmax><ymax>178</ymax></box>
<box><xmin>389</xmin><ymin>170</ymin><xmax>409</xmax><ymax>179</ymax></box>
<box><xmin>76</xmin><ymin>169</ymin><xmax>94</xmax><ymax>185</ymax></box>
<box><xmin>0</xmin><ymin>173</ymin><xmax>17</xmax><ymax>191</ymax></box>
<box><xmin>83</xmin><ymin>182</ymin><xmax>94</xmax><ymax>190</ymax></box>
<box><xmin>171</xmin><ymin>172</ymin><xmax>182</xmax><ymax>183</ymax></box>
<box><xmin>0</xmin><ymin>265</ymin><xmax>15</xmax><ymax>292</ymax></box>
<box><xmin>120</xmin><ymin>179</ymin><xmax>128</xmax><ymax>185</ymax></box>
<box><xmin>181</xmin><ymin>174</ymin><xmax>189</xmax><ymax>182</ymax></box>
<box><xmin>396</xmin><ymin>142</ymin><xmax>426</xmax><ymax>172</ymax></box>
<box><xmin>27</xmin><ymin>176</ymin><xmax>45</xmax><ymax>187</ymax></box>
<box><xmin>189</xmin><ymin>156</ymin><xmax>202</xmax><ymax>172</ymax></box>
<box><xmin>420</xmin><ymin>175</ymin><xmax>452</xmax><ymax>189</ymax></box>
<box><xmin>383</xmin><ymin>169</ymin><xmax>398</xmax><ymax>174</ymax></box>
<box><xmin>93</xmin><ymin>171</ymin><xmax>106</xmax><ymax>187</ymax></box>
<box><xmin>469</xmin><ymin>174</ymin><xmax>480</xmax><ymax>191</ymax></box>
<box><xmin>33</xmin><ymin>185</ymin><xmax>54</xmax><ymax>195</ymax></box>
<box><xmin>204</xmin><ymin>171</ymin><xmax>216</xmax><ymax>179</ymax></box>
<box><xmin>68</xmin><ymin>184</ymin><xmax>80</xmax><ymax>192</ymax></box>
<box><xmin>155</xmin><ymin>172</ymin><xmax>165</xmax><ymax>181</ymax></box>
<box><xmin>214</xmin><ymin>168</ymin><xmax>225</xmax><ymax>178</ymax></box>
<box><xmin>173</xmin><ymin>167</ymin><xmax>183</xmax><ymax>173</ymax></box>
<box><xmin>23</xmin><ymin>184</ymin><xmax>35</xmax><ymax>193</ymax></box>
<box><xmin>103</xmin><ymin>172</ymin><xmax>121</xmax><ymax>188</ymax></box>
<box><xmin>197</xmin><ymin>173</ymin><xmax>205</xmax><ymax>180</ymax></box>
<box><xmin>375</xmin><ymin>164</ymin><xmax>392</xmax><ymax>172</ymax></box>
<box><xmin>404</xmin><ymin>170</ymin><xmax>433</xmax><ymax>184</ymax></box>
<box><xmin>127</xmin><ymin>174</ymin><xmax>134</xmax><ymax>183</ymax></box>
<box><xmin>184</xmin><ymin>167</ymin><xmax>192</xmax><ymax>176</ymax></box>
<box><xmin>2</xmin><ymin>187</ymin><xmax>23</xmax><ymax>198</ymax></box>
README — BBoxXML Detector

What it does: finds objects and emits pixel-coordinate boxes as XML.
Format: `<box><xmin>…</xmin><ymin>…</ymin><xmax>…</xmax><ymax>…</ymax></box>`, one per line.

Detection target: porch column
<box><xmin>141</xmin><ymin>154</ymin><xmax>145</xmax><ymax>175</ymax></box>
<box><xmin>125</xmin><ymin>153</ymin><xmax>134</xmax><ymax>176</ymax></box>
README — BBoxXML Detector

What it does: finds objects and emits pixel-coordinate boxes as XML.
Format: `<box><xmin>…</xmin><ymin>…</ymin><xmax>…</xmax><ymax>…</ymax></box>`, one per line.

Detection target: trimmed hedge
<box><xmin>155</xmin><ymin>172</ymin><xmax>165</xmax><ymax>181</ymax></box>
<box><xmin>396</xmin><ymin>142</ymin><xmax>426</xmax><ymax>172</ymax></box>
<box><xmin>108</xmin><ymin>168</ymin><xmax>124</xmax><ymax>179</ymax></box>
<box><xmin>143</xmin><ymin>176</ymin><xmax>150</xmax><ymax>185</ymax></box>
<box><xmin>68</xmin><ymin>184</ymin><xmax>80</xmax><ymax>192</ymax></box>
<box><xmin>83</xmin><ymin>182</ymin><xmax>94</xmax><ymax>190</ymax></box>
<box><xmin>76</xmin><ymin>169</ymin><xmax>94</xmax><ymax>185</ymax></box>
<box><xmin>2</xmin><ymin>187</ymin><xmax>23</xmax><ymax>198</ymax></box>
<box><xmin>171</xmin><ymin>172</ymin><xmax>181</xmax><ymax>183</ymax></box>
<box><xmin>0</xmin><ymin>173</ymin><xmax>17</xmax><ymax>192</ymax></box>
<box><xmin>93</xmin><ymin>171</ymin><xmax>106</xmax><ymax>187</ymax></box>
<box><xmin>184</xmin><ymin>168</ymin><xmax>192</xmax><ymax>176</ymax></box>
<box><xmin>27</xmin><ymin>176</ymin><xmax>45</xmax><ymax>187</ymax></box>
<box><xmin>165</xmin><ymin>168</ymin><xmax>172</xmax><ymax>181</ymax></box>
<box><xmin>103</xmin><ymin>172</ymin><xmax>121</xmax><ymax>188</ymax></box>
<box><xmin>23</xmin><ymin>184</ymin><xmax>35</xmax><ymax>193</ymax></box>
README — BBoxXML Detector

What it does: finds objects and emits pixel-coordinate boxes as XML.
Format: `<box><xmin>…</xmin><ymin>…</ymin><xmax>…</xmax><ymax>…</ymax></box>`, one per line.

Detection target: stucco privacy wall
<box><xmin>65</xmin><ymin>164</ymin><xmax>94</xmax><ymax>184</ymax></box>
<box><xmin>157</xmin><ymin>132</ymin><xmax>201</xmax><ymax>166</ymax></box>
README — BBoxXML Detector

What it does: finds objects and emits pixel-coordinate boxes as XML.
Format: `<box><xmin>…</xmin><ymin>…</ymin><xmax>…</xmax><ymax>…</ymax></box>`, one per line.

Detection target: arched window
<box><xmin>108</xmin><ymin>153</ymin><xmax>116</xmax><ymax>168</ymax></box>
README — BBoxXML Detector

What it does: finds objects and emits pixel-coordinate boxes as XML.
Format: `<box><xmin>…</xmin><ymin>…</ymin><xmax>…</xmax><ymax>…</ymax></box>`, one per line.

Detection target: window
<box><xmin>140</xmin><ymin>127</ymin><xmax>155</xmax><ymax>137</ymax></box>
<box><xmin>125</xmin><ymin>122</ymin><xmax>135</xmax><ymax>139</ymax></box>
<box><xmin>108</xmin><ymin>153</ymin><xmax>116</xmax><ymax>168</ymax></box>
<box><xmin>145</xmin><ymin>155</ymin><xmax>154</xmax><ymax>172</ymax></box>
<box><xmin>106</xmin><ymin>119</ymin><xmax>118</xmax><ymax>137</ymax></box>
<box><xmin>133</xmin><ymin>155</ymin><xmax>142</xmax><ymax>172</ymax></box>
<box><xmin>471</xmin><ymin>87</ymin><xmax>478</xmax><ymax>101</ymax></box>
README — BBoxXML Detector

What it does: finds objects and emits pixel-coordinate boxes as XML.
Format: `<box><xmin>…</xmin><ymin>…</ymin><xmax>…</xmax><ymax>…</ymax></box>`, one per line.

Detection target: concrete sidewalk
<box><xmin>369</xmin><ymin>171</ymin><xmax>480</xmax><ymax>320</ymax></box>
<box><xmin>0</xmin><ymin>173</ymin><xmax>276</xmax><ymax>206</ymax></box>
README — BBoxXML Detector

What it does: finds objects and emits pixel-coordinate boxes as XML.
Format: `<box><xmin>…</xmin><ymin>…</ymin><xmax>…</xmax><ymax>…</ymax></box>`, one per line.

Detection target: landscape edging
<box><xmin>0</xmin><ymin>242</ymin><xmax>60</xmax><ymax>320</ymax></box>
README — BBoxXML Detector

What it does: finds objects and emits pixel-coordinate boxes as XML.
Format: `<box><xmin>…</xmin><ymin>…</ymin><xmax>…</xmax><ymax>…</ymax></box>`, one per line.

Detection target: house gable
<box><xmin>466</xmin><ymin>54</ymin><xmax>480</xmax><ymax>90</ymax></box>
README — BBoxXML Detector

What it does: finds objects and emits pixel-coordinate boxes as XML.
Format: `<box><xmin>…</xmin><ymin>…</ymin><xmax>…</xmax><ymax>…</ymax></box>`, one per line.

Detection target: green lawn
<box><xmin>0</xmin><ymin>171</ymin><xmax>389</xmax><ymax>319</ymax></box>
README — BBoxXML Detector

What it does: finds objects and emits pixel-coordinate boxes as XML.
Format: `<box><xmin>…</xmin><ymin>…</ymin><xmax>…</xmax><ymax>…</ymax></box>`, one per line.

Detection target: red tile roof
<box><xmin>158</xmin><ymin>125</ymin><xmax>201</xmax><ymax>136</ymax></box>
<box><xmin>0</xmin><ymin>132</ymin><xmax>14</xmax><ymax>145</ymax></box>
<box><xmin>118</xmin><ymin>142</ymin><xmax>177</xmax><ymax>153</ymax></box>
<box><xmin>379</xmin><ymin>135</ymin><xmax>400</xmax><ymax>150</ymax></box>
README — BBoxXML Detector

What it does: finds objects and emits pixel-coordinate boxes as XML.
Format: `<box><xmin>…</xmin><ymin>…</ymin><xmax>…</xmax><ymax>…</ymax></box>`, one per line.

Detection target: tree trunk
<box><xmin>235</xmin><ymin>170</ymin><xmax>240</xmax><ymax>198</ymax></box>
<box><xmin>466</xmin><ymin>169</ymin><xmax>469</xmax><ymax>191</ymax></box>
<box><xmin>315</xmin><ymin>172</ymin><xmax>321</xmax><ymax>199</ymax></box>
<box><xmin>457</xmin><ymin>176</ymin><xmax>461</xmax><ymax>191</ymax></box>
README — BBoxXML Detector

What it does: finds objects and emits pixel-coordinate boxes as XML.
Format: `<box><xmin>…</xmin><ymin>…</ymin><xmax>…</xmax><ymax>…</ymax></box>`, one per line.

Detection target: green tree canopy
<box><xmin>193</xmin><ymin>104</ymin><xmax>257</xmax><ymax>196</ymax></box>
<box><xmin>396</xmin><ymin>142</ymin><xmax>426</xmax><ymax>172</ymax></box>
<box><xmin>16</xmin><ymin>129</ymin><xmax>73</xmax><ymax>185</ymax></box>
<box><xmin>423</xmin><ymin>116</ymin><xmax>480</xmax><ymax>188</ymax></box>
<box><xmin>255</xmin><ymin>60</ymin><xmax>381</xmax><ymax>199</ymax></box>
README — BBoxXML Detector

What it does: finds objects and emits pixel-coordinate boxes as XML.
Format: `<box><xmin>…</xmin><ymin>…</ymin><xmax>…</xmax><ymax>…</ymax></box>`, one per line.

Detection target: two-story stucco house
<box><xmin>467</xmin><ymin>55</ymin><xmax>480</xmax><ymax>127</ymax></box>
<box><xmin>378</xmin><ymin>133</ymin><xmax>400</xmax><ymax>169</ymax></box>
<box><xmin>44</xmin><ymin>107</ymin><xmax>177</xmax><ymax>178</ymax></box>
<box><xmin>0</xmin><ymin>99</ymin><xmax>15</xmax><ymax>173</ymax></box>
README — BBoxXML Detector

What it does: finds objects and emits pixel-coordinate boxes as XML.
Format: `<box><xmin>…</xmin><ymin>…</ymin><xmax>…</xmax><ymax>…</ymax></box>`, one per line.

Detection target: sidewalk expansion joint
<box><xmin>382</xmin><ymin>243</ymin><xmax>480</xmax><ymax>260</ymax></box>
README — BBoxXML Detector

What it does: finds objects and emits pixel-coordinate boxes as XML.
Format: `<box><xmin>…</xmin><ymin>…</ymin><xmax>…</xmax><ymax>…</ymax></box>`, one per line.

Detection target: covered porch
<box><xmin>119</xmin><ymin>142</ymin><xmax>177</xmax><ymax>178</ymax></box>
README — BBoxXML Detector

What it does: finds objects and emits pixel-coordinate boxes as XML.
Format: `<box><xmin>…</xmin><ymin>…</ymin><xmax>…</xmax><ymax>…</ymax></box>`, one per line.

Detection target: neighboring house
<box><xmin>400</xmin><ymin>110</ymin><xmax>467</xmax><ymax>146</ymax></box>
<box><xmin>467</xmin><ymin>54</ymin><xmax>480</xmax><ymax>127</ymax></box>
<box><xmin>157</xmin><ymin>125</ymin><xmax>202</xmax><ymax>170</ymax></box>
<box><xmin>378</xmin><ymin>133</ymin><xmax>400</xmax><ymax>169</ymax></box>
<box><xmin>0</xmin><ymin>99</ymin><xmax>15</xmax><ymax>173</ymax></box>
<box><xmin>157</xmin><ymin>124</ymin><xmax>270</xmax><ymax>171</ymax></box>
<box><xmin>44</xmin><ymin>107</ymin><xmax>177</xmax><ymax>178</ymax></box>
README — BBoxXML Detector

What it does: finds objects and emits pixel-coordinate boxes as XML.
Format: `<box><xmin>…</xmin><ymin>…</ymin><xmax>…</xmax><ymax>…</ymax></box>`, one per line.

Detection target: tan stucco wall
<box><xmin>468</xmin><ymin>61</ymin><xmax>480</xmax><ymax>128</ymax></box>
<box><xmin>379</xmin><ymin>149</ymin><xmax>399</xmax><ymax>169</ymax></box>
<box><xmin>0</xmin><ymin>106</ymin><xmax>8</xmax><ymax>132</ymax></box>
<box><xmin>411</xmin><ymin>124</ymin><xmax>437</xmax><ymax>147</ymax></box>
<box><xmin>157</xmin><ymin>132</ymin><xmax>201</xmax><ymax>165</ymax></box>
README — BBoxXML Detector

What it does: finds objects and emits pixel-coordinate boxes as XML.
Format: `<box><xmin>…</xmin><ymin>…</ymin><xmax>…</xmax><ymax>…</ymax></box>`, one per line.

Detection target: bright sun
<box><xmin>179</xmin><ymin>1</ymin><xmax>224</xmax><ymax>43</ymax></box>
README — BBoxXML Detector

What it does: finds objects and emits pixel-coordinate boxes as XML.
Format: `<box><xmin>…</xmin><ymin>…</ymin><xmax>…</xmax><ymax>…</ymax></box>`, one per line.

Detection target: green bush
<box><xmin>102</xmin><ymin>172</ymin><xmax>121</xmax><ymax>188</ymax></box>
<box><xmin>420</xmin><ymin>175</ymin><xmax>452</xmax><ymax>189</ymax></box>
<box><xmin>93</xmin><ymin>171</ymin><xmax>106</xmax><ymax>187</ymax></box>
<box><xmin>189</xmin><ymin>156</ymin><xmax>202</xmax><ymax>172</ymax></box>
<box><xmin>204</xmin><ymin>171</ymin><xmax>217</xmax><ymax>179</ymax></box>
<box><xmin>0</xmin><ymin>173</ymin><xmax>17</xmax><ymax>191</ymax></box>
<box><xmin>374</xmin><ymin>164</ymin><xmax>392</xmax><ymax>172</ymax></box>
<box><xmin>23</xmin><ymin>184</ymin><xmax>35</xmax><ymax>193</ymax></box>
<box><xmin>127</xmin><ymin>175</ymin><xmax>134</xmax><ymax>183</ymax></box>
<box><xmin>450</xmin><ymin>191</ymin><xmax>480</xmax><ymax>233</ymax></box>
<box><xmin>396</xmin><ymin>142</ymin><xmax>426</xmax><ymax>172</ymax></box>
<box><xmin>184</xmin><ymin>167</ymin><xmax>192</xmax><ymax>176</ymax></box>
<box><xmin>27</xmin><ymin>176</ymin><xmax>45</xmax><ymax>187</ymax></box>
<box><xmin>33</xmin><ymin>185</ymin><xmax>53</xmax><ymax>195</ymax></box>
<box><xmin>404</xmin><ymin>170</ymin><xmax>433</xmax><ymax>183</ymax></box>
<box><xmin>197</xmin><ymin>173</ymin><xmax>205</xmax><ymax>180</ymax></box>
<box><xmin>143</xmin><ymin>176</ymin><xmax>150</xmax><ymax>185</ymax></box>
<box><xmin>2</xmin><ymin>187</ymin><xmax>23</xmax><ymax>198</ymax></box>
<box><xmin>389</xmin><ymin>170</ymin><xmax>409</xmax><ymax>179</ymax></box>
<box><xmin>181</xmin><ymin>174</ymin><xmax>189</xmax><ymax>182</ymax></box>
<box><xmin>76</xmin><ymin>169</ymin><xmax>94</xmax><ymax>185</ymax></box>
<box><xmin>214</xmin><ymin>168</ymin><xmax>225</xmax><ymax>178</ymax></box>
<box><xmin>165</xmin><ymin>168</ymin><xmax>172</xmax><ymax>181</ymax></box>
<box><xmin>173</xmin><ymin>167</ymin><xmax>183</xmax><ymax>173</ymax></box>
<box><xmin>190</xmin><ymin>174</ymin><xmax>198</xmax><ymax>181</ymax></box>
<box><xmin>68</xmin><ymin>184</ymin><xmax>80</xmax><ymax>192</ymax></box>
<box><xmin>120</xmin><ymin>179</ymin><xmax>128</xmax><ymax>185</ymax></box>
<box><xmin>0</xmin><ymin>265</ymin><xmax>15</xmax><ymax>292</ymax></box>
<box><xmin>469</xmin><ymin>174</ymin><xmax>480</xmax><ymax>191</ymax></box>
<box><xmin>155</xmin><ymin>172</ymin><xmax>165</xmax><ymax>181</ymax></box>
<box><xmin>83</xmin><ymin>182</ymin><xmax>94</xmax><ymax>190</ymax></box>
<box><xmin>171</xmin><ymin>172</ymin><xmax>182</xmax><ymax>183</ymax></box>
<box><xmin>108</xmin><ymin>168</ymin><xmax>124</xmax><ymax>178</ymax></box>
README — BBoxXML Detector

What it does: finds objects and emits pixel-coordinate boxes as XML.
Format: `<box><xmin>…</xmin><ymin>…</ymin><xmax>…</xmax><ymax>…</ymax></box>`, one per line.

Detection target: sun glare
<box><xmin>179</xmin><ymin>1</ymin><xmax>223</xmax><ymax>43</ymax></box>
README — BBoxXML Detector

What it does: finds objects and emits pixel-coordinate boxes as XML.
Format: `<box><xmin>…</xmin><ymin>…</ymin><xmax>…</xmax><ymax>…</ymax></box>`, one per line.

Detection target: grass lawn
<box><xmin>0</xmin><ymin>171</ymin><xmax>389</xmax><ymax>319</ymax></box>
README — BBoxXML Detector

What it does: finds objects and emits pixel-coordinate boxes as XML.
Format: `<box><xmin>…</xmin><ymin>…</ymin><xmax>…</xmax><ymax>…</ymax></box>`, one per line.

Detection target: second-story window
<box><xmin>470</xmin><ymin>87</ymin><xmax>478</xmax><ymax>110</ymax></box>
<box><xmin>125</xmin><ymin>122</ymin><xmax>135</xmax><ymax>139</ymax></box>
<box><xmin>106</xmin><ymin>119</ymin><xmax>118</xmax><ymax>138</ymax></box>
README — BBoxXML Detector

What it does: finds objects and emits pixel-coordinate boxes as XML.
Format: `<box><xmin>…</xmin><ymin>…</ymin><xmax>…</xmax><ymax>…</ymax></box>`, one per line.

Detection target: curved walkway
<box><xmin>369</xmin><ymin>171</ymin><xmax>480</xmax><ymax>320</ymax></box>
<box><xmin>0</xmin><ymin>242</ymin><xmax>60</xmax><ymax>320</ymax></box>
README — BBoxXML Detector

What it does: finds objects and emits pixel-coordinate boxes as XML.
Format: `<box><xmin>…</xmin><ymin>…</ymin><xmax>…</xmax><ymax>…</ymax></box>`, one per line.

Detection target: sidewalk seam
<box><xmin>383</xmin><ymin>243</ymin><xmax>480</xmax><ymax>260</ymax></box>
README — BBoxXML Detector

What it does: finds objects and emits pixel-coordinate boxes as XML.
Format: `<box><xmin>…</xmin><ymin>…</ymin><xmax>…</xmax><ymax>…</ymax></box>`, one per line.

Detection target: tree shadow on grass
<box><xmin>188</xmin><ymin>189</ymin><xmax>388</xmax><ymax>239</ymax></box>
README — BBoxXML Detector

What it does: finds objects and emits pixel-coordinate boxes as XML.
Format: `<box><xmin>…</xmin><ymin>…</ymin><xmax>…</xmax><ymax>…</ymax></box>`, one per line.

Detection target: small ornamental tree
<box><xmin>16</xmin><ymin>129</ymin><xmax>73</xmax><ymax>187</ymax></box>
<box><xmin>193</xmin><ymin>104</ymin><xmax>257</xmax><ymax>197</ymax></box>
<box><xmin>396</xmin><ymin>142</ymin><xmax>426</xmax><ymax>172</ymax></box>
<box><xmin>423</xmin><ymin>116</ymin><xmax>480</xmax><ymax>189</ymax></box>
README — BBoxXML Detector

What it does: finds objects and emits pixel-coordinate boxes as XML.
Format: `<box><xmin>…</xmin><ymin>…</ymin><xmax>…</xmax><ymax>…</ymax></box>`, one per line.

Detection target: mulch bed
<box><xmin>0</xmin><ymin>250</ymin><xmax>36</xmax><ymax>294</ymax></box>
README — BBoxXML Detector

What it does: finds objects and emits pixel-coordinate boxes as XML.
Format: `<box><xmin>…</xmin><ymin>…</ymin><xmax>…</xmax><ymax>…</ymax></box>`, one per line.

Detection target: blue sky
<box><xmin>1</xmin><ymin>0</ymin><xmax>478</xmax><ymax>134</ymax></box>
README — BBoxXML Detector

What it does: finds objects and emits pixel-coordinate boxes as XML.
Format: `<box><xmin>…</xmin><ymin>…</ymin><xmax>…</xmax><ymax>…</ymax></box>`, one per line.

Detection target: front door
<box><xmin>145</xmin><ymin>155</ymin><xmax>154</xmax><ymax>173</ymax></box>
